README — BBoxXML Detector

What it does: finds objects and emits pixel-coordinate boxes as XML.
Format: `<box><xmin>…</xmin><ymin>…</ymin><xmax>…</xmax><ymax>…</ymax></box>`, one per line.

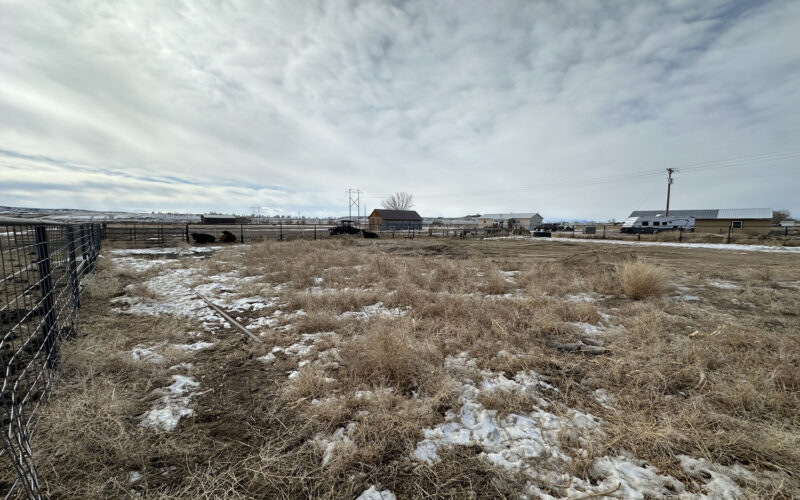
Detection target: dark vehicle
<box><xmin>534</xmin><ymin>223</ymin><xmax>574</xmax><ymax>232</ymax></box>
<box><xmin>329</xmin><ymin>221</ymin><xmax>380</xmax><ymax>239</ymax></box>
<box><xmin>329</xmin><ymin>220</ymin><xmax>362</xmax><ymax>236</ymax></box>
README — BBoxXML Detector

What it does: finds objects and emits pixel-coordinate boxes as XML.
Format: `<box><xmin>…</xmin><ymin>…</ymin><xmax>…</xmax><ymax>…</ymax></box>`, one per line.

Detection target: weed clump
<box><xmin>618</xmin><ymin>261</ymin><xmax>671</xmax><ymax>299</ymax></box>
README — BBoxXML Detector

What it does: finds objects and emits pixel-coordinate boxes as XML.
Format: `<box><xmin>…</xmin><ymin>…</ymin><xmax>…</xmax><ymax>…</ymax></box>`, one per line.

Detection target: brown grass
<box><xmin>340</xmin><ymin>319</ymin><xmax>443</xmax><ymax>394</ymax></box>
<box><xmin>20</xmin><ymin>237</ymin><xmax>800</xmax><ymax>498</ymax></box>
<box><xmin>618</xmin><ymin>260</ymin><xmax>672</xmax><ymax>299</ymax></box>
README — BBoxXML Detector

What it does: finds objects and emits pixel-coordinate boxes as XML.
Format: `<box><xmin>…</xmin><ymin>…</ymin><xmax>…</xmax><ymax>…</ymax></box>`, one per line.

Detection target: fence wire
<box><xmin>1</xmin><ymin>219</ymin><xmax>102</xmax><ymax>499</ymax></box>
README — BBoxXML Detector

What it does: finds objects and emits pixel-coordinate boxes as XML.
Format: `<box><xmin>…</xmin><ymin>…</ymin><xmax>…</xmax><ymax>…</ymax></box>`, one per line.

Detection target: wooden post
<box><xmin>314</xmin><ymin>224</ymin><xmax>317</xmax><ymax>240</ymax></box>
<box><xmin>727</xmin><ymin>226</ymin><xmax>732</xmax><ymax>244</ymax></box>
<box><xmin>602</xmin><ymin>225</ymin><xmax>606</xmax><ymax>239</ymax></box>
<box><xmin>240</xmin><ymin>224</ymin><xmax>244</xmax><ymax>243</ymax></box>
<box><xmin>279</xmin><ymin>222</ymin><xmax>283</xmax><ymax>241</ymax></box>
<box><xmin>185</xmin><ymin>224</ymin><xmax>189</xmax><ymax>243</ymax></box>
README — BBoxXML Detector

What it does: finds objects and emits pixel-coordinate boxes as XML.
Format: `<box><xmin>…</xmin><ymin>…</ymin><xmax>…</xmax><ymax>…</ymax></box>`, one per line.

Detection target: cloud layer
<box><xmin>2</xmin><ymin>0</ymin><xmax>799</xmax><ymax>218</ymax></box>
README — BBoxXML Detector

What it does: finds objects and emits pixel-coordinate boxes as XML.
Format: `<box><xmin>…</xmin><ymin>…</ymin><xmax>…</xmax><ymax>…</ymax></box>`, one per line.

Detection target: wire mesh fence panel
<box><xmin>1</xmin><ymin>219</ymin><xmax>102</xmax><ymax>498</ymax></box>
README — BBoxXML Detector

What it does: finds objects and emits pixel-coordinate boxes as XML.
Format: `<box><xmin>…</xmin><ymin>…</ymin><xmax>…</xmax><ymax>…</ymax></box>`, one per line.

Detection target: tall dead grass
<box><xmin>618</xmin><ymin>260</ymin><xmax>671</xmax><ymax>299</ymax></box>
<box><xmin>340</xmin><ymin>319</ymin><xmax>442</xmax><ymax>394</ymax></box>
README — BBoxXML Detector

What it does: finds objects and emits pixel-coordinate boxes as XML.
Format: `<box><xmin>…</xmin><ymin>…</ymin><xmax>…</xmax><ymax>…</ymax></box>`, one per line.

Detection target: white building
<box><xmin>478</xmin><ymin>212</ymin><xmax>543</xmax><ymax>229</ymax></box>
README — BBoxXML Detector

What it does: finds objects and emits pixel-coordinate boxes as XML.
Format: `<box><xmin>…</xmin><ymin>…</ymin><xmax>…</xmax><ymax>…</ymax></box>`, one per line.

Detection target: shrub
<box><xmin>618</xmin><ymin>261</ymin><xmax>671</xmax><ymax>299</ymax></box>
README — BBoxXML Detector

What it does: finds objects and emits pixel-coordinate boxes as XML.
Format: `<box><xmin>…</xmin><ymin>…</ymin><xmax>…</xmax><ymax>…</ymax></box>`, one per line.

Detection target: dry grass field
<box><xmin>13</xmin><ymin>237</ymin><xmax>800</xmax><ymax>498</ymax></box>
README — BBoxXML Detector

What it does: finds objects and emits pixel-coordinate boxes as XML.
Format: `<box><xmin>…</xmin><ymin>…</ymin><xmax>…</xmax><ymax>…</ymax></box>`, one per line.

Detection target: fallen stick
<box><xmin>197</xmin><ymin>294</ymin><xmax>263</xmax><ymax>343</ymax></box>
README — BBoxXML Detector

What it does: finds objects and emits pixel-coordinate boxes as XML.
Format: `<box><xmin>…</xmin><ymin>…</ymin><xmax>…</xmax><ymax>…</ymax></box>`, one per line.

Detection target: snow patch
<box><xmin>139</xmin><ymin>375</ymin><xmax>200</xmax><ymax>431</ymax></box>
<box><xmin>111</xmin><ymin>246</ymin><xmax>221</xmax><ymax>256</ymax></box>
<box><xmin>340</xmin><ymin>302</ymin><xmax>409</xmax><ymax>320</ymax></box>
<box><xmin>414</xmin><ymin>364</ymin><xmax>747</xmax><ymax>498</ymax></box>
<box><xmin>565</xmin><ymin>293</ymin><xmax>599</xmax><ymax>303</ymax></box>
<box><xmin>356</xmin><ymin>485</ymin><xmax>396</xmax><ymax>500</ymax></box>
<box><xmin>572</xmin><ymin>322</ymin><xmax>604</xmax><ymax>335</ymax></box>
<box><xmin>131</xmin><ymin>345</ymin><xmax>165</xmax><ymax>364</ymax></box>
<box><xmin>172</xmin><ymin>341</ymin><xmax>214</xmax><ymax>351</ymax></box>
<box><xmin>710</xmin><ymin>280</ymin><xmax>741</xmax><ymax>290</ymax></box>
<box><xmin>312</xmin><ymin>422</ymin><xmax>357</xmax><ymax>467</ymax></box>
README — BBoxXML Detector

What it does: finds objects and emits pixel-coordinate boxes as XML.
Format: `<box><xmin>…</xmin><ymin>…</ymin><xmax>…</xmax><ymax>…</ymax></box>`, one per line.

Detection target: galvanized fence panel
<box><xmin>1</xmin><ymin>218</ymin><xmax>102</xmax><ymax>498</ymax></box>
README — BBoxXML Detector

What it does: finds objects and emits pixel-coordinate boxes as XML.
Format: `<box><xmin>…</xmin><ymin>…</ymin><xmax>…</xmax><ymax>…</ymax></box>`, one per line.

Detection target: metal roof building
<box><xmin>628</xmin><ymin>208</ymin><xmax>772</xmax><ymax>235</ymax></box>
<box><xmin>201</xmin><ymin>214</ymin><xmax>237</xmax><ymax>224</ymax></box>
<box><xmin>629</xmin><ymin>208</ymin><xmax>771</xmax><ymax>219</ymax></box>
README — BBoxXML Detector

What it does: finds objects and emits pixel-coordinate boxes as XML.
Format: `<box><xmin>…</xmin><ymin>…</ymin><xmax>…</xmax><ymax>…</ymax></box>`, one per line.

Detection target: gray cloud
<box><xmin>1</xmin><ymin>0</ymin><xmax>798</xmax><ymax>218</ymax></box>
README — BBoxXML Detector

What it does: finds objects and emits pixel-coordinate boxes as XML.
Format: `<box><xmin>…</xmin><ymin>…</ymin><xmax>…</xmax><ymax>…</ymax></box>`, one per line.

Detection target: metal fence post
<box><xmin>727</xmin><ymin>226</ymin><xmax>732</xmax><ymax>244</ymax></box>
<box><xmin>34</xmin><ymin>227</ymin><xmax>59</xmax><ymax>369</ymax></box>
<box><xmin>279</xmin><ymin>222</ymin><xmax>283</xmax><ymax>241</ymax></box>
<box><xmin>240</xmin><ymin>224</ymin><xmax>244</xmax><ymax>244</ymax></box>
<box><xmin>314</xmin><ymin>224</ymin><xmax>317</xmax><ymax>240</ymax></box>
<box><xmin>185</xmin><ymin>224</ymin><xmax>190</xmax><ymax>243</ymax></box>
<box><xmin>66</xmin><ymin>225</ymin><xmax>81</xmax><ymax>309</ymax></box>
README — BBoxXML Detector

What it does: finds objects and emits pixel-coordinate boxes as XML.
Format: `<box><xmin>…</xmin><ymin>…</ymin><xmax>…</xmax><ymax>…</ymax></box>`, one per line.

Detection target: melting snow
<box><xmin>356</xmin><ymin>485</ymin><xmax>396</xmax><ymax>500</ymax></box>
<box><xmin>415</xmin><ymin>356</ymin><xmax>748</xmax><ymax>498</ymax></box>
<box><xmin>113</xmin><ymin>256</ymin><xmax>170</xmax><ymax>272</ymax></box>
<box><xmin>572</xmin><ymin>322</ymin><xmax>604</xmax><ymax>335</ymax></box>
<box><xmin>111</xmin><ymin>246</ymin><xmax>221</xmax><ymax>256</ymax></box>
<box><xmin>139</xmin><ymin>375</ymin><xmax>200</xmax><ymax>431</ymax></box>
<box><xmin>131</xmin><ymin>345</ymin><xmax>165</xmax><ymax>364</ymax></box>
<box><xmin>340</xmin><ymin>302</ymin><xmax>408</xmax><ymax>320</ymax></box>
<box><xmin>258</xmin><ymin>353</ymin><xmax>277</xmax><ymax>364</ymax></box>
<box><xmin>565</xmin><ymin>293</ymin><xmax>599</xmax><ymax>302</ymax></box>
<box><xmin>710</xmin><ymin>280</ymin><xmax>742</xmax><ymax>290</ymax></box>
<box><xmin>313</xmin><ymin>422</ymin><xmax>357</xmax><ymax>466</ymax></box>
<box><xmin>172</xmin><ymin>341</ymin><xmax>214</xmax><ymax>351</ymax></box>
<box><xmin>499</xmin><ymin>270</ymin><xmax>520</xmax><ymax>282</ymax></box>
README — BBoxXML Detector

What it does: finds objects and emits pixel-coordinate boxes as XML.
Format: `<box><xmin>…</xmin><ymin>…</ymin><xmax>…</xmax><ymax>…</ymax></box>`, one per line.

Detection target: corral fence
<box><xmin>1</xmin><ymin>217</ymin><xmax>103</xmax><ymax>498</ymax></box>
<box><xmin>102</xmin><ymin>223</ymin><xmax>514</xmax><ymax>245</ymax></box>
<box><xmin>102</xmin><ymin>222</ymin><xmax>800</xmax><ymax>247</ymax></box>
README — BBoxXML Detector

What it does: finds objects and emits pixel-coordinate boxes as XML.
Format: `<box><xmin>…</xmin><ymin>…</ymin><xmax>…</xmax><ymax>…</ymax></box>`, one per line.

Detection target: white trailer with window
<box><xmin>621</xmin><ymin>215</ymin><xmax>695</xmax><ymax>234</ymax></box>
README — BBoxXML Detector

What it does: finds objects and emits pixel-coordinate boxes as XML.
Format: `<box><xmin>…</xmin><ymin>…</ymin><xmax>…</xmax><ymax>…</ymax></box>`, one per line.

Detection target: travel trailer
<box><xmin>621</xmin><ymin>215</ymin><xmax>695</xmax><ymax>234</ymax></box>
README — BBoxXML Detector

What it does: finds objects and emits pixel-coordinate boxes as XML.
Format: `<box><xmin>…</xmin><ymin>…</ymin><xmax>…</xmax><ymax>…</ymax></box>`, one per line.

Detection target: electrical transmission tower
<box><xmin>665</xmin><ymin>168</ymin><xmax>678</xmax><ymax>216</ymax></box>
<box><xmin>347</xmin><ymin>189</ymin><xmax>361</xmax><ymax>225</ymax></box>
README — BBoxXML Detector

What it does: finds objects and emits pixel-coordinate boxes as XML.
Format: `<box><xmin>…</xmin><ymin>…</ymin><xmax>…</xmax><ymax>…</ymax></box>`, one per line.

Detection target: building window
<box><xmin>641</xmin><ymin>221</ymin><xmax>649</xmax><ymax>226</ymax></box>
<box><xmin>653</xmin><ymin>221</ymin><xmax>660</xmax><ymax>226</ymax></box>
<box><xmin>732</xmin><ymin>221</ymin><xmax>743</xmax><ymax>229</ymax></box>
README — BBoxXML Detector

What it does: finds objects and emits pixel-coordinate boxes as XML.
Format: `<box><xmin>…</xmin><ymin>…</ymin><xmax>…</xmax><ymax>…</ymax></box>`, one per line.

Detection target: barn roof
<box><xmin>629</xmin><ymin>208</ymin><xmax>771</xmax><ymax>219</ymax></box>
<box><xmin>371</xmin><ymin>209</ymin><xmax>423</xmax><ymax>220</ymax></box>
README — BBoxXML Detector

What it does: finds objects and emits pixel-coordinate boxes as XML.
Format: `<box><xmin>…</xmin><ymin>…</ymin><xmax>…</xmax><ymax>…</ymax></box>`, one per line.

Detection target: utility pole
<box><xmin>347</xmin><ymin>188</ymin><xmax>361</xmax><ymax>225</ymax></box>
<box><xmin>665</xmin><ymin>168</ymin><xmax>677</xmax><ymax>216</ymax></box>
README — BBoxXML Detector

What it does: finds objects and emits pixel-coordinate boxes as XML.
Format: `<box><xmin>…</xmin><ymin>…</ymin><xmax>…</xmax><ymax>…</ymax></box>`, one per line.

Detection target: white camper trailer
<box><xmin>621</xmin><ymin>215</ymin><xmax>695</xmax><ymax>234</ymax></box>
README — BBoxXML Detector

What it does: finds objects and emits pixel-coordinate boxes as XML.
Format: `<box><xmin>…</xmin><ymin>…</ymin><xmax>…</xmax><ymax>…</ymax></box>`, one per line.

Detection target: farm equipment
<box><xmin>329</xmin><ymin>220</ymin><xmax>380</xmax><ymax>239</ymax></box>
<box><xmin>329</xmin><ymin>220</ymin><xmax>362</xmax><ymax>236</ymax></box>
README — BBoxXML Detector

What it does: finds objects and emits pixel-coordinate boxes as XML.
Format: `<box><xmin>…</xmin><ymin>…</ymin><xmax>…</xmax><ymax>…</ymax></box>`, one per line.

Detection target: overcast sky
<box><xmin>1</xmin><ymin>0</ymin><xmax>799</xmax><ymax>220</ymax></box>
